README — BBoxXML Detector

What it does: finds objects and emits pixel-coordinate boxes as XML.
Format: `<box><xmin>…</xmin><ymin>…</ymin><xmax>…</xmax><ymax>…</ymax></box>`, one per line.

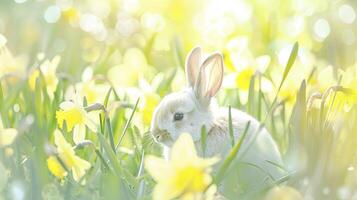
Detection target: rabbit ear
<box><xmin>185</xmin><ymin>46</ymin><xmax>202</xmax><ymax>88</ymax></box>
<box><xmin>194</xmin><ymin>52</ymin><xmax>224</xmax><ymax>106</ymax></box>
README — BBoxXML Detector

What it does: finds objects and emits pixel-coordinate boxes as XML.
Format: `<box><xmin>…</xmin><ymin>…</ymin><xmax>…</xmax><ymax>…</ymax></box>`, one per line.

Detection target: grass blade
<box><xmin>228</xmin><ymin>106</ymin><xmax>234</xmax><ymax>147</ymax></box>
<box><xmin>116</xmin><ymin>98</ymin><xmax>140</xmax><ymax>151</ymax></box>
<box><xmin>278</xmin><ymin>42</ymin><xmax>299</xmax><ymax>91</ymax></box>
<box><xmin>215</xmin><ymin>121</ymin><xmax>251</xmax><ymax>184</ymax></box>
<box><xmin>104</xmin><ymin>87</ymin><xmax>113</xmax><ymax>109</ymax></box>
<box><xmin>200</xmin><ymin>125</ymin><xmax>207</xmax><ymax>157</ymax></box>
<box><xmin>136</xmin><ymin>150</ymin><xmax>146</xmax><ymax>199</ymax></box>
<box><xmin>0</xmin><ymin>82</ymin><xmax>3</xmax><ymax>111</ymax></box>
<box><xmin>248</xmin><ymin>75</ymin><xmax>255</xmax><ymax>115</ymax></box>
<box><xmin>106</xmin><ymin>117</ymin><xmax>116</xmax><ymax>152</ymax></box>
<box><xmin>264</xmin><ymin>42</ymin><xmax>299</xmax><ymax>122</ymax></box>
<box><xmin>97</xmin><ymin>132</ymin><xmax>121</xmax><ymax>175</ymax></box>
<box><xmin>286</xmin><ymin>80</ymin><xmax>306</xmax><ymax>170</ymax></box>
<box><xmin>257</xmin><ymin>75</ymin><xmax>262</xmax><ymax>121</ymax></box>
<box><xmin>95</xmin><ymin>149</ymin><xmax>110</xmax><ymax>171</ymax></box>
<box><xmin>172</xmin><ymin>37</ymin><xmax>185</xmax><ymax>69</ymax></box>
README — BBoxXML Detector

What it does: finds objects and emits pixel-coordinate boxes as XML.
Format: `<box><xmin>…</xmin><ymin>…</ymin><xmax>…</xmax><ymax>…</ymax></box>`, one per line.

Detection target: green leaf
<box><xmin>286</xmin><ymin>80</ymin><xmax>306</xmax><ymax>169</ymax></box>
<box><xmin>228</xmin><ymin>106</ymin><xmax>234</xmax><ymax>147</ymax></box>
<box><xmin>95</xmin><ymin>148</ymin><xmax>110</xmax><ymax>171</ymax></box>
<box><xmin>116</xmin><ymin>98</ymin><xmax>140</xmax><ymax>151</ymax></box>
<box><xmin>97</xmin><ymin>132</ymin><xmax>121</xmax><ymax>175</ymax></box>
<box><xmin>289</xmin><ymin>80</ymin><xmax>307</xmax><ymax>136</ymax></box>
<box><xmin>144</xmin><ymin>33</ymin><xmax>157</xmax><ymax>63</ymax></box>
<box><xmin>136</xmin><ymin>151</ymin><xmax>146</xmax><ymax>199</ymax></box>
<box><xmin>248</xmin><ymin>75</ymin><xmax>255</xmax><ymax>115</ymax></box>
<box><xmin>157</xmin><ymin>68</ymin><xmax>177</xmax><ymax>96</ymax></box>
<box><xmin>0</xmin><ymin>82</ymin><xmax>3</xmax><ymax>111</ymax></box>
<box><xmin>257</xmin><ymin>75</ymin><xmax>262</xmax><ymax>121</ymax></box>
<box><xmin>83</xmin><ymin>96</ymin><xmax>88</xmax><ymax>107</ymax></box>
<box><xmin>264</xmin><ymin>42</ymin><xmax>299</xmax><ymax>123</ymax></box>
<box><xmin>98</xmin><ymin>132</ymin><xmax>137</xmax><ymax>186</ymax></box>
<box><xmin>104</xmin><ymin>87</ymin><xmax>113</xmax><ymax>109</ymax></box>
<box><xmin>200</xmin><ymin>125</ymin><xmax>207</xmax><ymax>157</ymax></box>
<box><xmin>106</xmin><ymin>117</ymin><xmax>116</xmax><ymax>152</ymax></box>
<box><xmin>215</xmin><ymin>121</ymin><xmax>251</xmax><ymax>184</ymax></box>
<box><xmin>172</xmin><ymin>37</ymin><xmax>185</xmax><ymax>69</ymax></box>
<box><xmin>278</xmin><ymin>42</ymin><xmax>299</xmax><ymax>91</ymax></box>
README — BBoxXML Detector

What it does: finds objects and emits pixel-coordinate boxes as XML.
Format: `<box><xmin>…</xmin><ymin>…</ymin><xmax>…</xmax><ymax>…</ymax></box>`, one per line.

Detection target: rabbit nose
<box><xmin>154</xmin><ymin>129</ymin><xmax>169</xmax><ymax>141</ymax></box>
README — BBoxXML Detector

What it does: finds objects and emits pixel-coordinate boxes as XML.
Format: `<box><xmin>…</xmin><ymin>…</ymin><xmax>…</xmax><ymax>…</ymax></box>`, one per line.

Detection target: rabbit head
<box><xmin>150</xmin><ymin>47</ymin><xmax>224</xmax><ymax>146</ymax></box>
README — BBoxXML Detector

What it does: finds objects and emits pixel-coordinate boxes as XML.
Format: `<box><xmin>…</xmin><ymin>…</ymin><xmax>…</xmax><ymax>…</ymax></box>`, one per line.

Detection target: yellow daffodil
<box><xmin>235</xmin><ymin>67</ymin><xmax>255</xmax><ymax>90</ymax></box>
<box><xmin>56</xmin><ymin>100</ymin><xmax>97</xmax><ymax>144</ymax></box>
<box><xmin>62</xmin><ymin>7</ymin><xmax>80</xmax><ymax>26</ymax></box>
<box><xmin>316</xmin><ymin>65</ymin><xmax>338</xmax><ymax>92</ymax></box>
<box><xmin>0</xmin><ymin>117</ymin><xmax>18</xmax><ymax>148</ymax></box>
<box><xmin>107</xmin><ymin>48</ymin><xmax>153</xmax><ymax>87</ymax></box>
<box><xmin>0</xmin><ymin>46</ymin><xmax>27</xmax><ymax>80</ymax></box>
<box><xmin>69</xmin><ymin>67</ymin><xmax>110</xmax><ymax>105</ymax></box>
<box><xmin>47</xmin><ymin>156</ymin><xmax>68</xmax><ymax>179</ymax></box>
<box><xmin>224</xmin><ymin>38</ymin><xmax>273</xmax><ymax>93</ymax></box>
<box><xmin>142</xmin><ymin>92</ymin><xmax>161</xmax><ymax>126</ymax></box>
<box><xmin>28</xmin><ymin>69</ymin><xmax>40</xmax><ymax>90</ymax></box>
<box><xmin>47</xmin><ymin>129</ymin><xmax>91</xmax><ymax>182</ymax></box>
<box><xmin>340</xmin><ymin>66</ymin><xmax>357</xmax><ymax>105</ymax></box>
<box><xmin>28</xmin><ymin>56</ymin><xmax>60</xmax><ymax>99</ymax></box>
<box><xmin>145</xmin><ymin>133</ymin><xmax>219</xmax><ymax>200</ymax></box>
<box><xmin>136</xmin><ymin>77</ymin><xmax>162</xmax><ymax>126</ymax></box>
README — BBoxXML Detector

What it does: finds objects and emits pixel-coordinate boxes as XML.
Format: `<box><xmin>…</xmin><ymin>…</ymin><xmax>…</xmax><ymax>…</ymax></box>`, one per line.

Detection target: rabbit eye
<box><xmin>173</xmin><ymin>112</ymin><xmax>184</xmax><ymax>121</ymax></box>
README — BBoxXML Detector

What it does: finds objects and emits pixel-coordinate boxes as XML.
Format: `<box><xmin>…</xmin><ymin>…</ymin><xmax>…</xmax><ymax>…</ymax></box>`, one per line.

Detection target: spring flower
<box><xmin>61</xmin><ymin>7</ymin><xmax>80</xmax><ymax>26</ymax></box>
<box><xmin>47</xmin><ymin>156</ymin><xmax>67</xmax><ymax>179</ymax></box>
<box><xmin>340</xmin><ymin>65</ymin><xmax>357</xmax><ymax>105</ymax></box>
<box><xmin>56</xmin><ymin>100</ymin><xmax>97</xmax><ymax>144</ymax></box>
<box><xmin>142</xmin><ymin>92</ymin><xmax>161</xmax><ymax>125</ymax></box>
<box><xmin>28</xmin><ymin>69</ymin><xmax>40</xmax><ymax>90</ymax></box>
<box><xmin>66</xmin><ymin>67</ymin><xmax>110</xmax><ymax>105</ymax></box>
<box><xmin>224</xmin><ymin>38</ymin><xmax>273</xmax><ymax>94</ymax></box>
<box><xmin>145</xmin><ymin>133</ymin><xmax>219</xmax><ymax>200</ymax></box>
<box><xmin>47</xmin><ymin>129</ymin><xmax>91</xmax><ymax>182</ymax></box>
<box><xmin>28</xmin><ymin>56</ymin><xmax>60</xmax><ymax>99</ymax></box>
<box><xmin>138</xmin><ymin>78</ymin><xmax>161</xmax><ymax>125</ymax></box>
<box><xmin>107</xmin><ymin>48</ymin><xmax>152</xmax><ymax>87</ymax></box>
<box><xmin>0</xmin><ymin>46</ymin><xmax>27</xmax><ymax>80</ymax></box>
<box><xmin>0</xmin><ymin>117</ymin><xmax>18</xmax><ymax>148</ymax></box>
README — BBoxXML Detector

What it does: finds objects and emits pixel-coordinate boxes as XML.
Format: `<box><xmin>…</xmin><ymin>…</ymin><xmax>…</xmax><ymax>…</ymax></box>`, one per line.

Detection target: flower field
<box><xmin>0</xmin><ymin>0</ymin><xmax>356</xmax><ymax>199</ymax></box>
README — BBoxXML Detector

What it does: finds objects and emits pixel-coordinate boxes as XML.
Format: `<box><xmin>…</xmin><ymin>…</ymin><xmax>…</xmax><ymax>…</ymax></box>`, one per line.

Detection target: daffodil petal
<box><xmin>203</xmin><ymin>184</ymin><xmax>217</xmax><ymax>200</ymax></box>
<box><xmin>145</xmin><ymin>155</ymin><xmax>171</xmax><ymax>182</ymax></box>
<box><xmin>50</xmin><ymin>56</ymin><xmax>61</xmax><ymax>71</ymax></box>
<box><xmin>153</xmin><ymin>182</ymin><xmax>180</xmax><ymax>200</ymax></box>
<box><xmin>171</xmin><ymin>133</ymin><xmax>198</xmax><ymax>168</ymax></box>
<box><xmin>54</xmin><ymin>129</ymin><xmax>74</xmax><ymax>155</ymax></box>
<box><xmin>59</xmin><ymin>101</ymin><xmax>75</xmax><ymax>110</ymax></box>
<box><xmin>73</xmin><ymin>124</ymin><xmax>86</xmax><ymax>145</ymax></box>
<box><xmin>0</xmin><ymin>128</ymin><xmax>18</xmax><ymax>147</ymax></box>
<box><xmin>71</xmin><ymin>156</ymin><xmax>91</xmax><ymax>182</ymax></box>
<box><xmin>47</xmin><ymin>156</ymin><xmax>68</xmax><ymax>179</ymax></box>
<box><xmin>84</xmin><ymin>114</ymin><xmax>97</xmax><ymax>132</ymax></box>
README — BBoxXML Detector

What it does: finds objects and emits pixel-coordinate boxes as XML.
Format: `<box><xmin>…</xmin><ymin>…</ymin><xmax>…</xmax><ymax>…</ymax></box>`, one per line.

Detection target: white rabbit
<box><xmin>150</xmin><ymin>47</ymin><xmax>285</xmax><ymax>197</ymax></box>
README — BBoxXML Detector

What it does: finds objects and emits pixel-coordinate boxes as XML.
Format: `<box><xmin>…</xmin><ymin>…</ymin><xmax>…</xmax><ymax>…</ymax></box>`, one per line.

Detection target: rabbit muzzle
<box><xmin>151</xmin><ymin>129</ymin><xmax>174</xmax><ymax>145</ymax></box>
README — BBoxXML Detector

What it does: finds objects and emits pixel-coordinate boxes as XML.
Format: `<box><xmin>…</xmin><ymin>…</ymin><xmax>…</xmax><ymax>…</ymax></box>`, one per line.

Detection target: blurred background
<box><xmin>1</xmin><ymin>0</ymin><xmax>357</xmax><ymax>106</ymax></box>
<box><xmin>0</xmin><ymin>0</ymin><xmax>356</xmax><ymax>199</ymax></box>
